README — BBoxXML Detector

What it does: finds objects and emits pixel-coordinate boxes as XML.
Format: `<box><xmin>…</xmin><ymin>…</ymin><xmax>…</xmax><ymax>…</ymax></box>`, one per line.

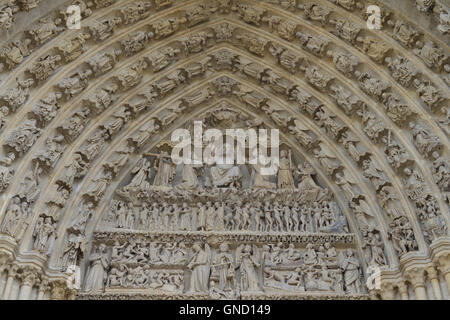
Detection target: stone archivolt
<box><xmin>0</xmin><ymin>0</ymin><xmax>448</xmax><ymax>300</ymax></box>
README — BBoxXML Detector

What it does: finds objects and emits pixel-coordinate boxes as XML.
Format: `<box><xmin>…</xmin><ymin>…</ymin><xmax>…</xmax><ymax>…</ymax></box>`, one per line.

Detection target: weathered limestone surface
<box><xmin>0</xmin><ymin>0</ymin><xmax>448</xmax><ymax>300</ymax></box>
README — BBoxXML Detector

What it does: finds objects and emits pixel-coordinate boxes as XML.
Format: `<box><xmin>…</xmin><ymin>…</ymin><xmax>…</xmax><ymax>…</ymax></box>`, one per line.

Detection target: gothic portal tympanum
<box><xmin>0</xmin><ymin>0</ymin><xmax>448</xmax><ymax>300</ymax></box>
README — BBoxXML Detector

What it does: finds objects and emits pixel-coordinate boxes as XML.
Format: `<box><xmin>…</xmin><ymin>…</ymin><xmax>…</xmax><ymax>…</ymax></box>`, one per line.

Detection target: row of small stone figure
<box><xmin>262</xmin><ymin>242</ymin><xmax>338</xmax><ymax>267</ymax></box>
<box><xmin>108</xmin><ymin>200</ymin><xmax>338</xmax><ymax>233</ymax></box>
<box><xmin>107</xmin><ymin>265</ymin><xmax>184</xmax><ymax>291</ymax></box>
<box><xmin>110</xmin><ymin>241</ymin><xmax>187</xmax><ymax>266</ymax></box>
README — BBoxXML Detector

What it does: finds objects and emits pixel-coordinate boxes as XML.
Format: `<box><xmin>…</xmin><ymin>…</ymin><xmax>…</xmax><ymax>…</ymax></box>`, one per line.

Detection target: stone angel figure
<box><xmin>313</xmin><ymin>144</ymin><xmax>341</xmax><ymax>177</ymax></box>
<box><xmin>235</xmin><ymin>244</ymin><xmax>262</xmax><ymax>292</ymax></box>
<box><xmin>288</xmin><ymin>119</ymin><xmax>317</xmax><ymax>149</ymax></box>
<box><xmin>334</xmin><ymin>168</ymin><xmax>362</xmax><ymax>202</ymax></box>
<box><xmin>185</xmin><ymin>243</ymin><xmax>211</xmax><ymax>293</ymax></box>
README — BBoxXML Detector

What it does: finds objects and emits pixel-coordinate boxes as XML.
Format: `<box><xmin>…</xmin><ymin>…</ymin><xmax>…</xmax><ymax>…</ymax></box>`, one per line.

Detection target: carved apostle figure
<box><xmin>212</xmin><ymin>243</ymin><xmax>235</xmax><ymax>292</ymax></box>
<box><xmin>236</xmin><ymin>244</ymin><xmax>261</xmax><ymax>292</ymax></box>
<box><xmin>340</xmin><ymin>249</ymin><xmax>361</xmax><ymax>294</ymax></box>
<box><xmin>84</xmin><ymin>244</ymin><xmax>109</xmax><ymax>292</ymax></box>
<box><xmin>186</xmin><ymin>243</ymin><xmax>211</xmax><ymax>293</ymax></box>
<box><xmin>32</xmin><ymin>216</ymin><xmax>56</xmax><ymax>255</ymax></box>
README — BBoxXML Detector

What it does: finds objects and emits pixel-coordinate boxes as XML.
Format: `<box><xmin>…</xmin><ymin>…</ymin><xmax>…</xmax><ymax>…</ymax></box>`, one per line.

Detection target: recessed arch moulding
<box><xmin>0</xmin><ymin>0</ymin><xmax>448</xmax><ymax>300</ymax></box>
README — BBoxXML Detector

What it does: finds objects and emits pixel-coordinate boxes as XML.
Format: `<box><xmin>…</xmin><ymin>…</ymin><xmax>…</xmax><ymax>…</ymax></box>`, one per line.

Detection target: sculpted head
<box><xmin>403</xmin><ymin>167</ymin><xmax>411</xmax><ymax>176</ymax></box>
<box><xmin>98</xmin><ymin>243</ymin><xmax>107</xmax><ymax>253</ymax></box>
<box><xmin>219</xmin><ymin>243</ymin><xmax>229</xmax><ymax>252</ymax></box>
<box><xmin>192</xmin><ymin>243</ymin><xmax>201</xmax><ymax>252</ymax></box>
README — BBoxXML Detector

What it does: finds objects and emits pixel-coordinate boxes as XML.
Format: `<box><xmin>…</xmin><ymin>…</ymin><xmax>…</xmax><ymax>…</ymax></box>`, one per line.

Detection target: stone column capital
<box><xmin>434</xmin><ymin>253</ymin><xmax>450</xmax><ymax>276</ymax></box>
<box><xmin>426</xmin><ymin>266</ymin><xmax>439</xmax><ymax>280</ymax></box>
<box><xmin>50</xmin><ymin>280</ymin><xmax>71</xmax><ymax>300</ymax></box>
<box><xmin>38</xmin><ymin>278</ymin><xmax>50</xmax><ymax>291</ymax></box>
<box><xmin>20</xmin><ymin>267</ymin><xmax>40</xmax><ymax>286</ymax></box>
<box><xmin>396</xmin><ymin>281</ymin><xmax>409</xmax><ymax>299</ymax></box>
<box><xmin>7</xmin><ymin>264</ymin><xmax>19</xmax><ymax>278</ymax></box>
<box><xmin>380</xmin><ymin>282</ymin><xmax>396</xmax><ymax>300</ymax></box>
<box><xmin>404</xmin><ymin>267</ymin><xmax>425</xmax><ymax>289</ymax></box>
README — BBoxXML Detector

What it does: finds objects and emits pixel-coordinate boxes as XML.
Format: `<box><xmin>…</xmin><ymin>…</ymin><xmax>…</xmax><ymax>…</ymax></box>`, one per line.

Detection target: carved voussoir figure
<box><xmin>32</xmin><ymin>215</ymin><xmax>57</xmax><ymax>256</ymax></box>
<box><xmin>27</xmin><ymin>54</ymin><xmax>62</xmax><ymax>82</ymax></box>
<box><xmin>5</xmin><ymin>119</ymin><xmax>42</xmax><ymax>157</ymax></box>
<box><xmin>88</xmin><ymin>16</ymin><xmax>122</xmax><ymax>41</ymax></box>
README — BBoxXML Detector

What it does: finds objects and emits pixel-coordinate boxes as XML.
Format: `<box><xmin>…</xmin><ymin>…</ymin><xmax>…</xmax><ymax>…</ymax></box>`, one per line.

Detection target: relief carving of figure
<box><xmin>329</xmin><ymin>19</ymin><xmax>361</xmax><ymax>44</ymax></box>
<box><xmin>77</xmin><ymin>128</ymin><xmax>109</xmax><ymax>162</ymax></box>
<box><xmin>0</xmin><ymin>78</ymin><xmax>34</xmax><ymax>112</ymax></box>
<box><xmin>84</xmin><ymin>244</ymin><xmax>109</xmax><ymax>292</ymax></box>
<box><xmin>58</xmin><ymin>107</ymin><xmax>91</xmax><ymax>141</ymax></box>
<box><xmin>277</xmin><ymin>150</ymin><xmax>295</xmax><ymax>189</ymax></box>
<box><xmin>27</xmin><ymin>54</ymin><xmax>61</xmax><ymax>81</ymax></box>
<box><xmin>27</xmin><ymin>17</ymin><xmax>64</xmax><ymax>45</ymax></box>
<box><xmin>385</xmin><ymin>56</ymin><xmax>418</xmax><ymax>87</ymax></box>
<box><xmin>30</xmin><ymin>91</ymin><xmax>63</xmax><ymax>125</ymax></box>
<box><xmin>409</xmin><ymin>122</ymin><xmax>442</xmax><ymax>157</ymax></box>
<box><xmin>288</xmin><ymin>119</ymin><xmax>317</xmax><ymax>149</ymax></box>
<box><xmin>124</xmin><ymin>158</ymin><xmax>151</xmax><ymax>192</ymax></box>
<box><xmin>58</xmin><ymin>70</ymin><xmax>93</xmax><ymax>99</ymax></box>
<box><xmin>152</xmin><ymin>151</ymin><xmax>175</xmax><ymax>187</ymax></box>
<box><xmin>32</xmin><ymin>216</ymin><xmax>56</xmax><ymax>255</ymax></box>
<box><xmin>327</xmin><ymin>50</ymin><xmax>359</xmax><ymax>77</ymax></box>
<box><xmin>88</xmin><ymin>17</ymin><xmax>122</xmax><ymax>41</ymax></box>
<box><xmin>0</xmin><ymin>1</ymin><xmax>19</xmax><ymax>31</ymax></box>
<box><xmin>313</xmin><ymin>145</ymin><xmax>341</xmax><ymax>177</ymax></box>
<box><xmin>413</xmin><ymin>79</ymin><xmax>444</xmax><ymax>109</ymax></box>
<box><xmin>296</xmin><ymin>32</ymin><xmax>329</xmax><ymax>56</ymax></box>
<box><xmin>339</xmin><ymin>249</ymin><xmax>361</xmax><ymax>294</ymax></box>
<box><xmin>116</xmin><ymin>59</ymin><xmax>147</xmax><ymax>90</ymax></box>
<box><xmin>186</xmin><ymin>243</ymin><xmax>211</xmax><ymax>293</ymax></box>
<box><xmin>6</xmin><ymin>119</ymin><xmax>42</xmax><ymax>156</ymax></box>
<box><xmin>57</xmin><ymin>153</ymin><xmax>88</xmax><ymax>191</ymax></box>
<box><xmin>33</xmin><ymin>134</ymin><xmax>65</xmax><ymax>170</ymax></box>
<box><xmin>0</xmin><ymin>153</ymin><xmax>15</xmax><ymax>193</ymax></box>
<box><xmin>87</xmin><ymin>49</ymin><xmax>122</xmax><ymax>76</ymax></box>
<box><xmin>211</xmin><ymin>243</ymin><xmax>235</xmax><ymax>292</ymax></box>
<box><xmin>121</xmin><ymin>31</ymin><xmax>153</xmax><ymax>56</ymax></box>
<box><xmin>413</xmin><ymin>41</ymin><xmax>447</xmax><ymax>70</ymax></box>
<box><xmin>128</xmin><ymin>119</ymin><xmax>160</xmax><ymax>149</ymax></box>
<box><xmin>236</xmin><ymin>244</ymin><xmax>261</xmax><ymax>292</ymax></box>
<box><xmin>0</xmin><ymin>39</ymin><xmax>32</xmax><ymax>69</ymax></box>
<box><xmin>57</xmin><ymin>32</ymin><xmax>91</xmax><ymax>62</ymax></box>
